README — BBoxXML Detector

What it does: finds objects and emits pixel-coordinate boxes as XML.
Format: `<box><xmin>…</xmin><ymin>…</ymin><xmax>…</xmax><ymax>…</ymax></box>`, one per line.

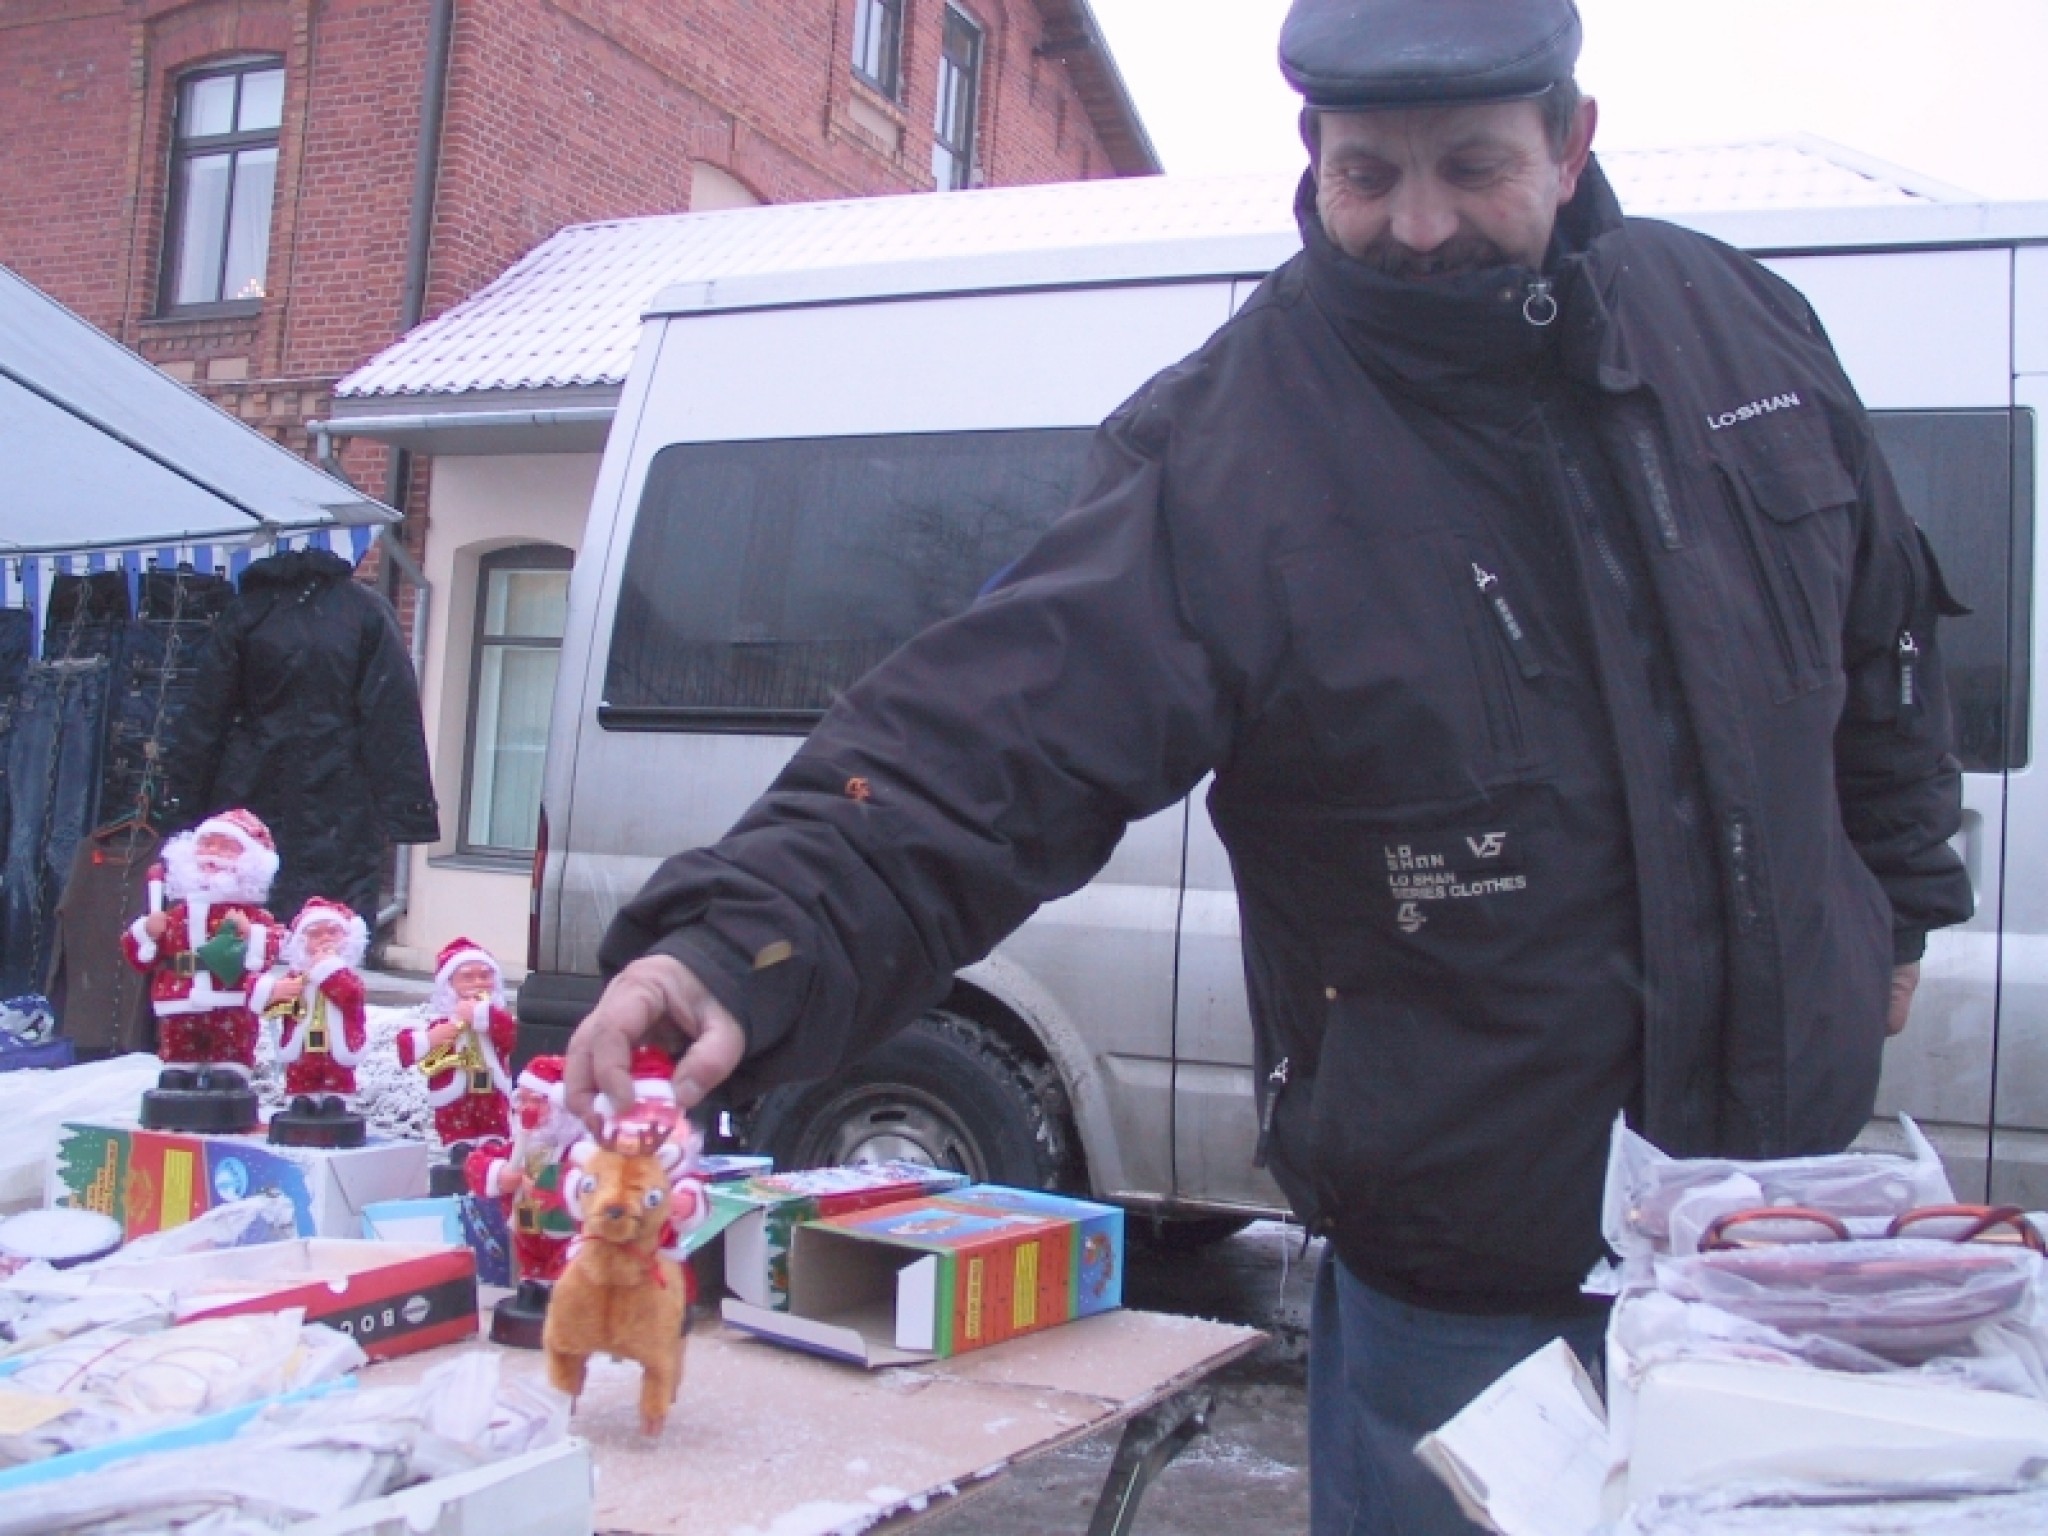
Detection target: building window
<box><xmin>852</xmin><ymin>0</ymin><xmax>904</xmax><ymax>99</ymax></box>
<box><xmin>932</xmin><ymin>7</ymin><xmax>983</xmax><ymax>190</ymax></box>
<box><xmin>162</xmin><ymin>59</ymin><xmax>285</xmax><ymax>310</ymax></box>
<box><xmin>462</xmin><ymin>546</ymin><xmax>572</xmax><ymax>856</ymax></box>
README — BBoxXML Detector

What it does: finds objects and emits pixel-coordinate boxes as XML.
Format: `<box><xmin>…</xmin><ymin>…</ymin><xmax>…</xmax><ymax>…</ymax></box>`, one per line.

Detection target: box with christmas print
<box><xmin>722</xmin><ymin>1185</ymin><xmax>1124</xmax><ymax>1367</ymax></box>
<box><xmin>702</xmin><ymin>1162</ymin><xmax>971</xmax><ymax>1311</ymax></box>
<box><xmin>47</xmin><ymin>1119</ymin><xmax>430</xmax><ymax>1240</ymax></box>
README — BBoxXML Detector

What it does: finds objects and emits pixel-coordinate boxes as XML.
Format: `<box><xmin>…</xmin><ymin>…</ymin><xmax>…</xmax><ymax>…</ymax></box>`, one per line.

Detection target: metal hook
<box><xmin>1523</xmin><ymin>280</ymin><xmax>1559</xmax><ymax>328</ymax></box>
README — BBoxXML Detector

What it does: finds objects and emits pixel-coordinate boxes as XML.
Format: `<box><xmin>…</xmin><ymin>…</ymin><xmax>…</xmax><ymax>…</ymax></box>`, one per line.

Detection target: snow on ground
<box><xmin>252</xmin><ymin>1002</ymin><xmax>437</xmax><ymax>1143</ymax></box>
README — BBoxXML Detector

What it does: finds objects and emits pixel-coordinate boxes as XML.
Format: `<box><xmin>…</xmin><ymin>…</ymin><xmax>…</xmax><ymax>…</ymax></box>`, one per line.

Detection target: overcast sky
<box><xmin>1085</xmin><ymin>0</ymin><xmax>2048</xmax><ymax>202</ymax></box>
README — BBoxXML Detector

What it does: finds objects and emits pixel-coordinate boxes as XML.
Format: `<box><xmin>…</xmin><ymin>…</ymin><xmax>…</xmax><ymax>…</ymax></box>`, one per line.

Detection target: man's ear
<box><xmin>1556</xmin><ymin>96</ymin><xmax>1598</xmax><ymax>204</ymax></box>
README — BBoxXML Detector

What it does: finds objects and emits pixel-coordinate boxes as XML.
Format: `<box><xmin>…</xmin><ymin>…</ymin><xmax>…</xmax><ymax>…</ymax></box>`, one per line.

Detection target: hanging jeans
<box><xmin>100</xmin><ymin>568</ymin><xmax>232</xmax><ymax>820</ymax></box>
<box><xmin>0</xmin><ymin>608</ymin><xmax>34</xmax><ymax>891</ymax></box>
<box><xmin>0</xmin><ymin>656</ymin><xmax>112</xmax><ymax>996</ymax></box>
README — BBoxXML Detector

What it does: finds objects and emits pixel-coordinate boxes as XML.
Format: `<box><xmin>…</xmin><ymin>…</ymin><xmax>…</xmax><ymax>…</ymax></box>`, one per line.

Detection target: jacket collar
<box><xmin>1295</xmin><ymin>155</ymin><xmax>1626</xmax><ymax>400</ymax></box>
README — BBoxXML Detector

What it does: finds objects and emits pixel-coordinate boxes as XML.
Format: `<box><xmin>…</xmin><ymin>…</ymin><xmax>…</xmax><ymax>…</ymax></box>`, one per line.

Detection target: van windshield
<box><xmin>602</xmin><ymin>429</ymin><xmax>1095</xmax><ymax>731</ymax></box>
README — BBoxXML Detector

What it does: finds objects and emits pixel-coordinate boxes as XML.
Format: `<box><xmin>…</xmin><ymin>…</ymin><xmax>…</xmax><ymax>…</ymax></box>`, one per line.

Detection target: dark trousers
<box><xmin>1308</xmin><ymin>1250</ymin><xmax>1607</xmax><ymax>1535</ymax></box>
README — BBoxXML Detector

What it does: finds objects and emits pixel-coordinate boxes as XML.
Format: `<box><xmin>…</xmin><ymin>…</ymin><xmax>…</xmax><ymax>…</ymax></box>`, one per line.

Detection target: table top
<box><xmin>377</xmin><ymin>1304</ymin><xmax>1264</xmax><ymax>1536</ymax></box>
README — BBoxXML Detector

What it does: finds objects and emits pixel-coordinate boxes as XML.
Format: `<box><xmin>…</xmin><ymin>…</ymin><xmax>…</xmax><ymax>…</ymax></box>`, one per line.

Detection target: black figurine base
<box><xmin>428</xmin><ymin>1142</ymin><xmax>473</xmax><ymax>1198</ymax></box>
<box><xmin>267</xmin><ymin>1095</ymin><xmax>367</xmax><ymax>1149</ymax></box>
<box><xmin>139</xmin><ymin>1068</ymin><xmax>260</xmax><ymax>1134</ymax></box>
<box><xmin>490</xmin><ymin>1278</ymin><xmax>553</xmax><ymax>1349</ymax></box>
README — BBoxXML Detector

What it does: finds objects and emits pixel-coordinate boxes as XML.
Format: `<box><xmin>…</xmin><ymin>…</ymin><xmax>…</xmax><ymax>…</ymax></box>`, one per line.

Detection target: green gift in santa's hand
<box><xmin>195</xmin><ymin>925</ymin><xmax>248</xmax><ymax>987</ymax></box>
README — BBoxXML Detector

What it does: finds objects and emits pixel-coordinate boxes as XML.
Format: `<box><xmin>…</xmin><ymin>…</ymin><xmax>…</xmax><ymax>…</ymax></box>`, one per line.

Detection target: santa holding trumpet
<box><xmin>396</xmin><ymin>936</ymin><xmax>516</xmax><ymax>1145</ymax></box>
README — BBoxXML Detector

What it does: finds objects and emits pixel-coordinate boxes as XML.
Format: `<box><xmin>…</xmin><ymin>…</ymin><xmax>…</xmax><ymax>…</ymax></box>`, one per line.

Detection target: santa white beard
<box><xmin>513</xmin><ymin>1103</ymin><xmax>584</xmax><ymax>1163</ymax></box>
<box><xmin>162</xmin><ymin>832</ymin><xmax>275</xmax><ymax>905</ymax></box>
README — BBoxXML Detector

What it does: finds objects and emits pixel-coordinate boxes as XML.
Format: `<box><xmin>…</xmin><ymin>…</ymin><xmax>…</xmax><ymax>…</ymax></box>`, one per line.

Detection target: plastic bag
<box><xmin>1652</xmin><ymin>1239</ymin><xmax>2044</xmax><ymax>1364</ymax></box>
<box><xmin>1602</xmin><ymin>1114</ymin><xmax>1954</xmax><ymax>1263</ymax></box>
<box><xmin>0</xmin><ymin>1054</ymin><xmax>162</xmax><ymax>1214</ymax></box>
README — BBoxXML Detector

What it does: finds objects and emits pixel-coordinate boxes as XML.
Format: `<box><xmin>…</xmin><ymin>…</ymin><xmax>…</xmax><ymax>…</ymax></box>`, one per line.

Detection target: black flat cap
<box><xmin>1279</xmin><ymin>0</ymin><xmax>1581</xmax><ymax>110</ymax></box>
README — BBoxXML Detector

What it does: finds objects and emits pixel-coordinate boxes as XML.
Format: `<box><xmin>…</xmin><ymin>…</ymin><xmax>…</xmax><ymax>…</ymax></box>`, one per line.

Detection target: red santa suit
<box><xmin>122</xmin><ymin>811</ymin><xmax>281</xmax><ymax>1080</ymax></box>
<box><xmin>464</xmin><ymin>1056</ymin><xmax>579</xmax><ymax>1284</ymax></box>
<box><xmin>251</xmin><ymin>899</ymin><xmax>369</xmax><ymax>1099</ymax></box>
<box><xmin>397</xmin><ymin>937</ymin><xmax>515</xmax><ymax>1146</ymax></box>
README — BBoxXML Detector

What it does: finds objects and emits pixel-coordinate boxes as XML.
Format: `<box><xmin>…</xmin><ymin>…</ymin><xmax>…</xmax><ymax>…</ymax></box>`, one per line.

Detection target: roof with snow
<box><xmin>333</xmin><ymin>137</ymin><xmax>2025</xmax><ymax>409</ymax></box>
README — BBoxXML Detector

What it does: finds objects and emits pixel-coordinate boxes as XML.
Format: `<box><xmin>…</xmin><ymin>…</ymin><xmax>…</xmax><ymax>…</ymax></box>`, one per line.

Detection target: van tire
<box><xmin>740</xmin><ymin>1009</ymin><xmax>1071</xmax><ymax>1189</ymax></box>
<box><xmin>1132</xmin><ymin>1214</ymin><xmax>1257</xmax><ymax>1252</ymax></box>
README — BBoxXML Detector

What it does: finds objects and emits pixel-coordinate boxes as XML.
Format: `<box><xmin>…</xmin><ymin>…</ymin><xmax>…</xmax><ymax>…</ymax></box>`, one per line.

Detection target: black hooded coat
<box><xmin>602</xmin><ymin>162</ymin><xmax>1973</xmax><ymax>1310</ymax></box>
<box><xmin>166</xmin><ymin>549</ymin><xmax>439</xmax><ymax>924</ymax></box>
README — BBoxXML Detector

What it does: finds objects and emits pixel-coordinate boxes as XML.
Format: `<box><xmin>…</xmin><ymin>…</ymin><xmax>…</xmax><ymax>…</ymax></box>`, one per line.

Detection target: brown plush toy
<box><xmin>542</xmin><ymin>1113</ymin><xmax>693</xmax><ymax>1435</ymax></box>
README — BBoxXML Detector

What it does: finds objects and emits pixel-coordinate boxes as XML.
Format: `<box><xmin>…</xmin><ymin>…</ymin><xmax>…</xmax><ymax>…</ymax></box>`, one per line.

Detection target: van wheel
<box><xmin>740</xmin><ymin>1010</ymin><xmax>1072</xmax><ymax>1189</ymax></box>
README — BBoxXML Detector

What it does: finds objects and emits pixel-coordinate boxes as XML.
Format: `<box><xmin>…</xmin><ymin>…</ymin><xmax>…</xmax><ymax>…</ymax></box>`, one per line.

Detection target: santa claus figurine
<box><xmin>253</xmin><ymin>899</ymin><xmax>370</xmax><ymax>1148</ymax></box>
<box><xmin>397</xmin><ymin>937</ymin><xmax>516</xmax><ymax>1149</ymax></box>
<box><xmin>123</xmin><ymin>808</ymin><xmax>282</xmax><ymax>1133</ymax></box>
<box><xmin>465</xmin><ymin>1054</ymin><xmax>581</xmax><ymax>1347</ymax></box>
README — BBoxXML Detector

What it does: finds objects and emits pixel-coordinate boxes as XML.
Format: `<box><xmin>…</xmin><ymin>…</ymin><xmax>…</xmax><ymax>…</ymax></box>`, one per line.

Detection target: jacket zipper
<box><xmin>1897</xmin><ymin>629</ymin><xmax>1921</xmax><ymax>722</ymax></box>
<box><xmin>1252</xmin><ymin>1055</ymin><xmax>1290</xmax><ymax>1169</ymax></box>
<box><xmin>1470</xmin><ymin>562</ymin><xmax>1544</xmax><ymax>680</ymax></box>
<box><xmin>1726</xmin><ymin>811</ymin><xmax>1760</xmax><ymax>933</ymax></box>
<box><xmin>1630</xmin><ymin>424</ymin><xmax>1683</xmax><ymax>551</ymax></box>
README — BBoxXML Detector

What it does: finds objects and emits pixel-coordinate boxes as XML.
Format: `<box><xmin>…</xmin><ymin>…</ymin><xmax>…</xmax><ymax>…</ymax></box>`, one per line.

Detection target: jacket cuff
<box><xmin>1894</xmin><ymin>927</ymin><xmax>1927</xmax><ymax>966</ymax></box>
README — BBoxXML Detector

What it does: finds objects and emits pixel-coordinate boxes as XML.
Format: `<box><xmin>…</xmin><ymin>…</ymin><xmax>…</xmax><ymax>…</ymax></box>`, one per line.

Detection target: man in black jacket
<box><xmin>566</xmin><ymin>1</ymin><xmax>1972</xmax><ymax>1528</ymax></box>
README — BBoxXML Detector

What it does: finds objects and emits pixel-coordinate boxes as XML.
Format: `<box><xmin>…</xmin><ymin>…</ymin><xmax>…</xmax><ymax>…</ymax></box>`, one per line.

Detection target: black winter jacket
<box><xmin>604</xmin><ymin>163</ymin><xmax>1972</xmax><ymax>1308</ymax></box>
<box><xmin>166</xmin><ymin>550</ymin><xmax>439</xmax><ymax>924</ymax></box>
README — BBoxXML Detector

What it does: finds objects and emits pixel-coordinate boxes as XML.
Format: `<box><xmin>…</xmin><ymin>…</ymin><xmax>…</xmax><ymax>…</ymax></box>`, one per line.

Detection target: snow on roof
<box><xmin>334</xmin><ymin>139</ymin><xmax>1971</xmax><ymax>404</ymax></box>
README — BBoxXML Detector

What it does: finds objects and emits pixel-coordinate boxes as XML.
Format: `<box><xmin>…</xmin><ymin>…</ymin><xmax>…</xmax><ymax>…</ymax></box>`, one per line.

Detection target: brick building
<box><xmin>2</xmin><ymin>0</ymin><xmax>1154</xmax><ymax>967</ymax></box>
<box><xmin>2</xmin><ymin>0</ymin><xmax>1153</xmax><ymax>483</ymax></box>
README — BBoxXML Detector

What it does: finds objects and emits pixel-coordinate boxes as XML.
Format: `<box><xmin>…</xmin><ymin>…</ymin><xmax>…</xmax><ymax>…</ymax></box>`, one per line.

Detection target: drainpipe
<box><xmin>362</xmin><ymin>0</ymin><xmax>454</xmax><ymax>937</ymax></box>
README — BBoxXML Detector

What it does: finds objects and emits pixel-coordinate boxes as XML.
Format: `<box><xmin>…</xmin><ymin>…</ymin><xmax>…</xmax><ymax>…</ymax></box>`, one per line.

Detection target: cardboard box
<box><xmin>696</xmin><ymin>1153</ymin><xmax>774</xmax><ymax>1183</ymax></box>
<box><xmin>363</xmin><ymin>1194</ymin><xmax>512</xmax><ymax>1288</ymax></box>
<box><xmin>30</xmin><ymin>1237</ymin><xmax>477</xmax><ymax>1361</ymax></box>
<box><xmin>47</xmin><ymin>1119</ymin><xmax>430</xmax><ymax>1240</ymax></box>
<box><xmin>723</xmin><ymin>1184</ymin><xmax>1123</xmax><ymax>1366</ymax></box>
<box><xmin>710</xmin><ymin>1161</ymin><xmax>971</xmax><ymax>1310</ymax></box>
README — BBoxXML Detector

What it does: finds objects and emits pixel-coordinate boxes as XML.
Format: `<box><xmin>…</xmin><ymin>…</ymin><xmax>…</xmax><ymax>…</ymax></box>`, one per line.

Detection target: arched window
<box><xmin>461</xmin><ymin>545</ymin><xmax>573</xmax><ymax>856</ymax></box>
<box><xmin>161</xmin><ymin>57</ymin><xmax>285</xmax><ymax>311</ymax></box>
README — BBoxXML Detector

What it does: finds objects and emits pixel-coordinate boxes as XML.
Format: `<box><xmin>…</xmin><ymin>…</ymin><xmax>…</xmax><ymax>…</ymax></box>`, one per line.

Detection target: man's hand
<box><xmin>271</xmin><ymin>976</ymin><xmax>304</xmax><ymax>1004</ymax></box>
<box><xmin>144</xmin><ymin>912</ymin><xmax>169</xmax><ymax>941</ymax></box>
<box><xmin>1887</xmin><ymin>962</ymin><xmax>1921</xmax><ymax>1037</ymax></box>
<box><xmin>427</xmin><ymin>1019</ymin><xmax>460</xmax><ymax>1050</ymax></box>
<box><xmin>220</xmin><ymin>912</ymin><xmax>249</xmax><ymax>937</ymax></box>
<box><xmin>564</xmin><ymin>954</ymin><xmax>746</xmax><ymax>1131</ymax></box>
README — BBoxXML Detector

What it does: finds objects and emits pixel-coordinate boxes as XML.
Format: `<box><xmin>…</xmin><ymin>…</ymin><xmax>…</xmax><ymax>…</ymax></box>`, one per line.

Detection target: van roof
<box><xmin>335</xmin><ymin>143</ymin><xmax>2048</xmax><ymax>406</ymax></box>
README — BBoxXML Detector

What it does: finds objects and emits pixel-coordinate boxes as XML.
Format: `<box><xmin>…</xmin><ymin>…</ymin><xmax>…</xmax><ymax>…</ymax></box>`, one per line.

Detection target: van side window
<box><xmin>601</xmin><ymin>430</ymin><xmax>1096</xmax><ymax>731</ymax></box>
<box><xmin>1869</xmin><ymin>408</ymin><xmax>2035</xmax><ymax>773</ymax></box>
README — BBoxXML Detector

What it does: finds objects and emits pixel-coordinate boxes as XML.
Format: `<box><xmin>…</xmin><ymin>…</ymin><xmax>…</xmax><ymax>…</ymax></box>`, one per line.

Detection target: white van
<box><xmin>519</xmin><ymin>175</ymin><xmax>2048</xmax><ymax>1232</ymax></box>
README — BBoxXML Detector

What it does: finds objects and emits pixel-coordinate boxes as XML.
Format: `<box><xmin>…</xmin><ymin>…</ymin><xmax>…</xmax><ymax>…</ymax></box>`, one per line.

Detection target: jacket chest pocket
<box><xmin>1716</xmin><ymin>445</ymin><xmax>1859</xmax><ymax>702</ymax></box>
<box><xmin>1274</xmin><ymin>530</ymin><xmax>1546</xmax><ymax>809</ymax></box>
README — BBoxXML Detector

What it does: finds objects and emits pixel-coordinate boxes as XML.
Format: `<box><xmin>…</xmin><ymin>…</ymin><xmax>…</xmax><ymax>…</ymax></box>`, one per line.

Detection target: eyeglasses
<box><xmin>1699</xmin><ymin>1203</ymin><xmax>2046</xmax><ymax>1254</ymax></box>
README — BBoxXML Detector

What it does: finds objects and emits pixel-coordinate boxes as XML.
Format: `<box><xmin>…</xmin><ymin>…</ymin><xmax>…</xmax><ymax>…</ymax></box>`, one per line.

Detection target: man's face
<box><xmin>1313</xmin><ymin>97</ymin><xmax>1595</xmax><ymax>278</ymax></box>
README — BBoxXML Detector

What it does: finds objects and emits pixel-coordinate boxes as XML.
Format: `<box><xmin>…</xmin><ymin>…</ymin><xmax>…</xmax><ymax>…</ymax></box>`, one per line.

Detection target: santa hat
<box><xmin>628</xmin><ymin>1046</ymin><xmax>676</xmax><ymax>1104</ymax></box>
<box><xmin>430</xmin><ymin>936</ymin><xmax>504</xmax><ymax>1014</ymax></box>
<box><xmin>161</xmin><ymin>807</ymin><xmax>279</xmax><ymax>901</ymax></box>
<box><xmin>197</xmin><ymin>808</ymin><xmax>276</xmax><ymax>857</ymax></box>
<box><xmin>282</xmin><ymin>898</ymin><xmax>368</xmax><ymax>971</ymax></box>
<box><xmin>517</xmin><ymin>1054</ymin><xmax>566</xmax><ymax>1101</ymax></box>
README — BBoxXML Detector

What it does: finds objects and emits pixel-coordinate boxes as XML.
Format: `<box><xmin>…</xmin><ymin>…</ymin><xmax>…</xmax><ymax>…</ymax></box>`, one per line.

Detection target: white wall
<box><xmin>385</xmin><ymin>452</ymin><xmax>600</xmax><ymax>977</ymax></box>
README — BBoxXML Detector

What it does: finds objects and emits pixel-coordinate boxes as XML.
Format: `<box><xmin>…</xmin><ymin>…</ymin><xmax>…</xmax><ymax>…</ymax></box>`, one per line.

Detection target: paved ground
<box><xmin>919</xmin><ymin>1220</ymin><xmax>1321</xmax><ymax>1535</ymax></box>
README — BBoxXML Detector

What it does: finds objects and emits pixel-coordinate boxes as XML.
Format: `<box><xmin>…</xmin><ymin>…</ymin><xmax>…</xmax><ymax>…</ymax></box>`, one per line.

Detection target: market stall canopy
<box><xmin>0</xmin><ymin>264</ymin><xmax>394</xmax><ymax>558</ymax></box>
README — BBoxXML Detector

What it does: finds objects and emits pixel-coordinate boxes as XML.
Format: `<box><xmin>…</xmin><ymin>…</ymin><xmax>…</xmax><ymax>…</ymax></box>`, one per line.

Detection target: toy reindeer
<box><xmin>542</xmin><ymin>1103</ymin><xmax>708</xmax><ymax>1436</ymax></box>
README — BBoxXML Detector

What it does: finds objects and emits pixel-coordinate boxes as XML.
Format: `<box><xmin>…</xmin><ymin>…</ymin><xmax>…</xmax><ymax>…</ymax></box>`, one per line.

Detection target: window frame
<box><xmin>158</xmin><ymin>56</ymin><xmax>287</xmax><ymax>317</ymax></box>
<box><xmin>458</xmin><ymin>544</ymin><xmax>575</xmax><ymax>861</ymax></box>
<box><xmin>851</xmin><ymin>0</ymin><xmax>906</xmax><ymax>101</ymax></box>
<box><xmin>931</xmin><ymin>5</ymin><xmax>984</xmax><ymax>191</ymax></box>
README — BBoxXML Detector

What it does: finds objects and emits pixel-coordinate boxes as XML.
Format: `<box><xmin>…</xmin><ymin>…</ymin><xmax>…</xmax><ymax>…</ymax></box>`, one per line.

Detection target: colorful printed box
<box><xmin>723</xmin><ymin>1184</ymin><xmax>1124</xmax><ymax>1366</ymax></box>
<box><xmin>47</xmin><ymin>1120</ymin><xmax>430</xmax><ymax>1240</ymax></box>
<box><xmin>709</xmin><ymin>1161</ymin><xmax>971</xmax><ymax>1311</ymax></box>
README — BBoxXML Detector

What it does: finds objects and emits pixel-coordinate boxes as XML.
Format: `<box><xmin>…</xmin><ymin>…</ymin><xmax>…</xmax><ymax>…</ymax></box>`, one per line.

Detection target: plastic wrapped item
<box><xmin>0</xmin><ymin>1348</ymin><xmax>567</xmax><ymax>1536</ymax></box>
<box><xmin>1602</xmin><ymin>1114</ymin><xmax>1954</xmax><ymax>1263</ymax></box>
<box><xmin>0</xmin><ymin>1309</ymin><xmax>364</xmax><ymax>1467</ymax></box>
<box><xmin>1652</xmin><ymin>1239</ymin><xmax>2044</xmax><ymax>1364</ymax></box>
<box><xmin>87</xmin><ymin>1194</ymin><xmax>295</xmax><ymax>1267</ymax></box>
<box><xmin>0</xmin><ymin>1054</ymin><xmax>162</xmax><ymax>1214</ymax></box>
<box><xmin>1615</xmin><ymin>1472</ymin><xmax>2048</xmax><ymax>1534</ymax></box>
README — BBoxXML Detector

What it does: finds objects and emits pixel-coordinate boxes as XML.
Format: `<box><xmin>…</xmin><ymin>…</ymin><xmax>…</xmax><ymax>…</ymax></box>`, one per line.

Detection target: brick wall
<box><xmin>1</xmin><ymin>0</ymin><xmax>1134</xmax><ymax>484</ymax></box>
